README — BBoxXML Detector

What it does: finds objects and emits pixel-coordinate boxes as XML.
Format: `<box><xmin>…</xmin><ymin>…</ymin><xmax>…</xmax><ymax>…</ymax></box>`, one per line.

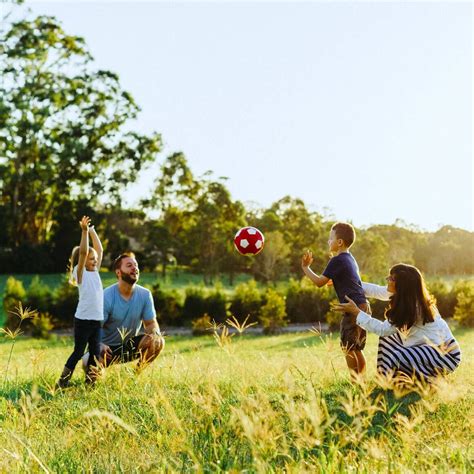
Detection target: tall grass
<box><xmin>0</xmin><ymin>328</ymin><xmax>472</xmax><ymax>472</ymax></box>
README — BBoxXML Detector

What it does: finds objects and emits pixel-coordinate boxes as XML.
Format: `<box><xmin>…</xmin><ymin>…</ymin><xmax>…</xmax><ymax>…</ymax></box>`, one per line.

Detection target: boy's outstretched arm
<box><xmin>301</xmin><ymin>250</ymin><xmax>330</xmax><ymax>288</ymax></box>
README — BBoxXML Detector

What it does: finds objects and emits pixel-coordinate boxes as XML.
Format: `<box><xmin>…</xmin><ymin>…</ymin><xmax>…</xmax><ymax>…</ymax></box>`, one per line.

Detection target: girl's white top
<box><xmin>358</xmin><ymin>282</ymin><xmax>455</xmax><ymax>347</ymax></box>
<box><xmin>72</xmin><ymin>265</ymin><xmax>104</xmax><ymax>321</ymax></box>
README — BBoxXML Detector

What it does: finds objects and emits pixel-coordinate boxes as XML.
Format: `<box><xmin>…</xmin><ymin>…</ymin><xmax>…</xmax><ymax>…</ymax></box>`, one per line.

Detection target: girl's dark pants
<box><xmin>65</xmin><ymin>318</ymin><xmax>101</xmax><ymax>372</ymax></box>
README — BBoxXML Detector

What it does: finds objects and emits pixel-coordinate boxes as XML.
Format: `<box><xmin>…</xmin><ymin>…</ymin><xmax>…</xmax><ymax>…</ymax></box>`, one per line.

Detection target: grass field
<box><xmin>0</xmin><ymin>326</ymin><xmax>472</xmax><ymax>472</ymax></box>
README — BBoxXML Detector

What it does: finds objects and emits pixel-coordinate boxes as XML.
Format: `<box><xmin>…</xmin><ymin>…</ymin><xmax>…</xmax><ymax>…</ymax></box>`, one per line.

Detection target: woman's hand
<box><xmin>331</xmin><ymin>296</ymin><xmax>361</xmax><ymax>316</ymax></box>
<box><xmin>301</xmin><ymin>250</ymin><xmax>314</xmax><ymax>268</ymax></box>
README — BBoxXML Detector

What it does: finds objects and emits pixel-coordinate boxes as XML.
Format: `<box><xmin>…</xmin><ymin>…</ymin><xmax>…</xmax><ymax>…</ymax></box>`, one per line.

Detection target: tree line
<box><xmin>1</xmin><ymin>11</ymin><xmax>473</xmax><ymax>281</ymax></box>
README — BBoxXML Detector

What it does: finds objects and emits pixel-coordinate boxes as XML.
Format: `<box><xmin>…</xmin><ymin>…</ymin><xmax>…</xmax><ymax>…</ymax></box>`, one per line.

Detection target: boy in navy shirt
<box><xmin>301</xmin><ymin>222</ymin><xmax>369</xmax><ymax>377</ymax></box>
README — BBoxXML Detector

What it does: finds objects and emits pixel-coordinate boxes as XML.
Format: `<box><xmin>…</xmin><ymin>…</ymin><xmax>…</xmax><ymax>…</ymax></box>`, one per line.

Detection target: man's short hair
<box><xmin>331</xmin><ymin>222</ymin><xmax>356</xmax><ymax>248</ymax></box>
<box><xmin>113</xmin><ymin>252</ymin><xmax>136</xmax><ymax>271</ymax></box>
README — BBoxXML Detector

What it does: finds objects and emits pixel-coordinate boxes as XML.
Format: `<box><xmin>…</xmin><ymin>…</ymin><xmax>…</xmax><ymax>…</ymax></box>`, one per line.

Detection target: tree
<box><xmin>252</xmin><ymin>230</ymin><xmax>291</xmax><ymax>282</ymax></box>
<box><xmin>0</xmin><ymin>15</ymin><xmax>162</xmax><ymax>246</ymax></box>
<box><xmin>263</xmin><ymin>196</ymin><xmax>326</xmax><ymax>275</ymax></box>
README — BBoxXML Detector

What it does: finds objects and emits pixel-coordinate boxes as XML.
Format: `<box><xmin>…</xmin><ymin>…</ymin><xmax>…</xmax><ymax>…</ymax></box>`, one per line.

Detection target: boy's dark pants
<box><xmin>340</xmin><ymin>302</ymin><xmax>370</xmax><ymax>352</ymax></box>
<box><xmin>65</xmin><ymin>318</ymin><xmax>101</xmax><ymax>373</ymax></box>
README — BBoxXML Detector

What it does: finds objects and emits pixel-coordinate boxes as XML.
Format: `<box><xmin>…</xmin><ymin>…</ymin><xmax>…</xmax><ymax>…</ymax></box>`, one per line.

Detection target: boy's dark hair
<box><xmin>113</xmin><ymin>252</ymin><xmax>136</xmax><ymax>271</ymax></box>
<box><xmin>331</xmin><ymin>222</ymin><xmax>356</xmax><ymax>248</ymax></box>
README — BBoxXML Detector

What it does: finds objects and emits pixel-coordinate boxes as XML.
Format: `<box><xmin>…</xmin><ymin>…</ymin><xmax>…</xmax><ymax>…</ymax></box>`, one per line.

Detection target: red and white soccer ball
<box><xmin>234</xmin><ymin>227</ymin><xmax>265</xmax><ymax>256</ymax></box>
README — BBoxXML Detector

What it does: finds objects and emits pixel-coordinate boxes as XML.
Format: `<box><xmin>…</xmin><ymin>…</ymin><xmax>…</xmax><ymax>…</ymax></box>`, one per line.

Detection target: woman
<box><xmin>333</xmin><ymin>263</ymin><xmax>461</xmax><ymax>380</ymax></box>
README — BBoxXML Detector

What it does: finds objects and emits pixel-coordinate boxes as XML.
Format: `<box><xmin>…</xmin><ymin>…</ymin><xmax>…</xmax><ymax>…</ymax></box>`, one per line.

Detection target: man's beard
<box><xmin>122</xmin><ymin>272</ymin><xmax>138</xmax><ymax>285</ymax></box>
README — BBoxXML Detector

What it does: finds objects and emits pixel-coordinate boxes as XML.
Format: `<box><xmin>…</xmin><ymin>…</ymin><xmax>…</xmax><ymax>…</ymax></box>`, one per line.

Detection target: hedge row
<box><xmin>2</xmin><ymin>275</ymin><xmax>473</xmax><ymax>330</ymax></box>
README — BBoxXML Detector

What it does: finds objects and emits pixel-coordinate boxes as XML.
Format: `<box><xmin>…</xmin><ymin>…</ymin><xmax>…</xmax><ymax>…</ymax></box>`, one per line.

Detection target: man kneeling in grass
<box><xmin>83</xmin><ymin>252</ymin><xmax>164</xmax><ymax>374</ymax></box>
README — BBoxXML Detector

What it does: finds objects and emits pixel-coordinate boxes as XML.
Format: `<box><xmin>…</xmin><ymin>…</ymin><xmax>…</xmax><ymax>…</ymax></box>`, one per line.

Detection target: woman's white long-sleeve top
<box><xmin>357</xmin><ymin>283</ymin><xmax>455</xmax><ymax>347</ymax></box>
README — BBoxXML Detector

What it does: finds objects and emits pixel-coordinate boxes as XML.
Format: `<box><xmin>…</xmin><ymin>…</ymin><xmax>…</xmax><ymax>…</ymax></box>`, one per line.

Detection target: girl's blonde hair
<box><xmin>68</xmin><ymin>246</ymin><xmax>95</xmax><ymax>286</ymax></box>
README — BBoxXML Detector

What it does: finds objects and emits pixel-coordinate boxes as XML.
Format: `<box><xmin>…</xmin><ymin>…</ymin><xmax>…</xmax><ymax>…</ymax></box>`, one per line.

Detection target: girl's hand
<box><xmin>331</xmin><ymin>296</ymin><xmax>361</xmax><ymax>316</ymax></box>
<box><xmin>80</xmin><ymin>216</ymin><xmax>91</xmax><ymax>231</ymax></box>
<box><xmin>301</xmin><ymin>250</ymin><xmax>314</xmax><ymax>268</ymax></box>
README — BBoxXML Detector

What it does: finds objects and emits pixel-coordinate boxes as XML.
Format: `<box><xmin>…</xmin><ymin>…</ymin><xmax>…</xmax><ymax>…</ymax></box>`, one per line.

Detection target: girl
<box><xmin>333</xmin><ymin>263</ymin><xmax>461</xmax><ymax>381</ymax></box>
<box><xmin>57</xmin><ymin>216</ymin><xmax>104</xmax><ymax>387</ymax></box>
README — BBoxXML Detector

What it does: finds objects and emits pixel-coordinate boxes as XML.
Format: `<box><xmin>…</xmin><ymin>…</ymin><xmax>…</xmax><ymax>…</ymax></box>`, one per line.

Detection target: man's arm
<box><xmin>142</xmin><ymin>290</ymin><xmax>161</xmax><ymax>335</ymax></box>
<box><xmin>301</xmin><ymin>250</ymin><xmax>330</xmax><ymax>288</ymax></box>
<box><xmin>143</xmin><ymin>318</ymin><xmax>161</xmax><ymax>335</ymax></box>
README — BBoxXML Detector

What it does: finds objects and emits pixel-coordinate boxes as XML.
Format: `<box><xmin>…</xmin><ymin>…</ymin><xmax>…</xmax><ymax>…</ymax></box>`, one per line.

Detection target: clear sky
<box><xmin>20</xmin><ymin>1</ymin><xmax>473</xmax><ymax>231</ymax></box>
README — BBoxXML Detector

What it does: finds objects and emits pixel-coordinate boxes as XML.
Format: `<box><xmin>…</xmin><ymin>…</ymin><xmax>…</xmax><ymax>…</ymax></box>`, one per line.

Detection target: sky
<box><xmin>17</xmin><ymin>1</ymin><xmax>474</xmax><ymax>231</ymax></box>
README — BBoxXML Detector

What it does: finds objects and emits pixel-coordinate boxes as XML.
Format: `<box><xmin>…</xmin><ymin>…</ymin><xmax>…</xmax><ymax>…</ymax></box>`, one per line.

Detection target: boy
<box><xmin>301</xmin><ymin>222</ymin><xmax>369</xmax><ymax>376</ymax></box>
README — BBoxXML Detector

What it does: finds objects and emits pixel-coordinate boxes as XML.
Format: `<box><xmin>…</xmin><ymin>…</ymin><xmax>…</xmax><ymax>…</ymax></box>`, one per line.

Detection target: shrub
<box><xmin>428</xmin><ymin>279</ymin><xmax>457</xmax><ymax>318</ymax></box>
<box><xmin>191</xmin><ymin>314</ymin><xmax>212</xmax><ymax>336</ymax></box>
<box><xmin>52</xmin><ymin>276</ymin><xmax>78</xmax><ymax>328</ymax></box>
<box><xmin>229</xmin><ymin>280</ymin><xmax>262</xmax><ymax>323</ymax></box>
<box><xmin>285</xmin><ymin>278</ymin><xmax>332</xmax><ymax>323</ymax></box>
<box><xmin>26</xmin><ymin>276</ymin><xmax>54</xmax><ymax>314</ymax></box>
<box><xmin>182</xmin><ymin>287</ymin><xmax>207</xmax><ymax>323</ymax></box>
<box><xmin>453</xmin><ymin>281</ymin><xmax>474</xmax><ymax>328</ymax></box>
<box><xmin>205</xmin><ymin>287</ymin><xmax>227</xmax><ymax>324</ymax></box>
<box><xmin>31</xmin><ymin>312</ymin><xmax>54</xmax><ymax>339</ymax></box>
<box><xmin>3</xmin><ymin>276</ymin><xmax>27</xmax><ymax>329</ymax></box>
<box><xmin>325</xmin><ymin>301</ymin><xmax>341</xmax><ymax>331</ymax></box>
<box><xmin>260</xmin><ymin>289</ymin><xmax>287</xmax><ymax>335</ymax></box>
<box><xmin>150</xmin><ymin>283</ymin><xmax>183</xmax><ymax>325</ymax></box>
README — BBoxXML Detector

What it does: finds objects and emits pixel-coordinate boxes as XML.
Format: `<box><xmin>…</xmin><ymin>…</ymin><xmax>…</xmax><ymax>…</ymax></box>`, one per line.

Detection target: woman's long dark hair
<box><xmin>385</xmin><ymin>263</ymin><xmax>436</xmax><ymax>329</ymax></box>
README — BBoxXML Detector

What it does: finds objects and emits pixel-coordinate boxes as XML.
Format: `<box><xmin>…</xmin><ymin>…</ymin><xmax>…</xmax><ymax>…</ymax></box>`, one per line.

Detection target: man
<box><xmin>83</xmin><ymin>252</ymin><xmax>165</xmax><ymax>371</ymax></box>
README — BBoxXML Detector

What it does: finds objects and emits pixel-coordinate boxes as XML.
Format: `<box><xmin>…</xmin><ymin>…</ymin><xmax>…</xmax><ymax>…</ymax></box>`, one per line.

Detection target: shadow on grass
<box><xmin>321</xmin><ymin>382</ymin><xmax>422</xmax><ymax>437</ymax></box>
<box><xmin>0</xmin><ymin>379</ymin><xmax>57</xmax><ymax>402</ymax></box>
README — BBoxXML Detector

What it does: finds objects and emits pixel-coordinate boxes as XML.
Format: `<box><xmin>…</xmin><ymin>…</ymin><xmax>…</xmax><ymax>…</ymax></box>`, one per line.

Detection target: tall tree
<box><xmin>0</xmin><ymin>15</ymin><xmax>162</xmax><ymax>246</ymax></box>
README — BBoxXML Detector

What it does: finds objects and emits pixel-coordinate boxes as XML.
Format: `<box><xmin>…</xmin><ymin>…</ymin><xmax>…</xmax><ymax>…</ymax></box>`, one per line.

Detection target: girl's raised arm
<box><xmin>76</xmin><ymin>216</ymin><xmax>90</xmax><ymax>284</ymax></box>
<box><xmin>89</xmin><ymin>225</ymin><xmax>103</xmax><ymax>270</ymax></box>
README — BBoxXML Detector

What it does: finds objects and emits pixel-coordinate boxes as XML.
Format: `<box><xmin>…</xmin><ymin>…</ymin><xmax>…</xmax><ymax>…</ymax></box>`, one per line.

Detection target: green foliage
<box><xmin>26</xmin><ymin>276</ymin><xmax>53</xmax><ymax>314</ymax></box>
<box><xmin>285</xmin><ymin>278</ymin><xmax>332</xmax><ymax>323</ymax></box>
<box><xmin>453</xmin><ymin>281</ymin><xmax>474</xmax><ymax>328</ymax></box>
<box><xmin>229</xmin><ymin>279</ymin><xmax>263</xmax><ymax>323</ymax></box>
<box><xmin>252</xmin><ymin>230</ymin><xmax>290</xmax><ymax>282</ymax></box>
<box><xmin>150</xmin><ymin>283</ymin><xmax>182</xmax><ymax>325</ymax></box>
<box><xmin>2</xmin><ymin>276</ymin><xmax>27</xmax><ymax>329</ymax></box>
<box><xmin>428</xmin><ymin>279</ymin><xmax>458</xmax><ymax>319</ymax></box>
<box><xmin>0</xmin><ymin>15</ymin><xmax>162</xmax><ymax>247</ymax></box>
<box><xmin>205</xmin><ymin>287</ymin><xmax>227</xmax><ymax>324</ymax></box>
<box><xmin>325</xmin><ymin>302</ymin><xmax>341</xmax><ymax>331</ymax></box>
<box><xmin>260</xmin><ymin>289</ymin><xmax>287</xmax><ymax>334</ymax></box>
<box><xmin>30</xmin><ymin>312</ymin><xmax>54</xmax><ymax>339</ymax></box>
<box><xmin>182</xmin><ymin>287</ymin><xmax>207</xmax><ymax>323</ymax></box>
<box><xmin>51</xmin><ymin>276</ymin><xmax>77</xmax><ymax>328</ymax></box>
<box><xmin>182</xmin><ymin>286</ymin><xmax>228</xmax><ymax>324</ymax></box>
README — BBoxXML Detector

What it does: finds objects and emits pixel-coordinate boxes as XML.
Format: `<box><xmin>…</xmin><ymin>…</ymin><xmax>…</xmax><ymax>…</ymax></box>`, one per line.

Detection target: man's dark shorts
<box><xmin>106</xmin><ymin>335</ymin><xmax>146</xmax><ymax>364</ymax></box>
<box><xmin>340</xmin><ymin>302</ymin><xmax>370</xmax><ymax>352</ymax></box>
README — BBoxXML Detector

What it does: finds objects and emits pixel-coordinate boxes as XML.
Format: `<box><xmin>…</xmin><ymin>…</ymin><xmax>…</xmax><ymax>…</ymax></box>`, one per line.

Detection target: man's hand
<box><xmin>301</xmin><ymin>250</ymin><xmax>314</xmax><ymax>268</ymax></box>
<box><xmin>100</xmin><ymin>343</ymin><xmax>112</xmax><ymax>357</ymax></box>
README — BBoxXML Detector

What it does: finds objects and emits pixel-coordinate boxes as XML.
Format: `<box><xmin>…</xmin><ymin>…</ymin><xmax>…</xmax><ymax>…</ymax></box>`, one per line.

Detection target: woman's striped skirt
<box><xmin>377</xmin><ymin>332</ymin><xmax>461</xmax><ymax>379</ymax></box>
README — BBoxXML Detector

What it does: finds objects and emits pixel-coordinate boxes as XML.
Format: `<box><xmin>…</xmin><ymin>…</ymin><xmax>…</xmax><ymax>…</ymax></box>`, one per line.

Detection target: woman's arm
<box><xmin>332</xmin><ymin>296</ymin><xmax>397</xmax><ymax>337</ymax></box>
<box><xmin>356</xmin><ymin>311</ymin><xmax>397</xmax><ymax>337</ymax></box>
<box><xmin>362</xmin><ymin>282</ymin><xmax>392</xmax><ymax>301</ymax></box>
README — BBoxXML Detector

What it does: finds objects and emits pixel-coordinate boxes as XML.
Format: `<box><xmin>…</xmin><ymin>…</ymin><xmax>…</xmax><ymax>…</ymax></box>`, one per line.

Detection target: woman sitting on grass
<box><xmin>332</xmin><ymin>263</ymin><xmax>461</xmax><ymax>380</ymax></box>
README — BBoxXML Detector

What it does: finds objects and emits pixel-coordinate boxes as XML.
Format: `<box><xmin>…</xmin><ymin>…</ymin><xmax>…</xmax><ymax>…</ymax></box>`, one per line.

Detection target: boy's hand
<box><xmin>80</xmin><ymin>216</ymin><xmax>91</xmax><ymax>231</ymax></box>
<box><xmin>301</xmin><ymin>250</ymin><xmax>313</xmax><ymax>268</ymax></box>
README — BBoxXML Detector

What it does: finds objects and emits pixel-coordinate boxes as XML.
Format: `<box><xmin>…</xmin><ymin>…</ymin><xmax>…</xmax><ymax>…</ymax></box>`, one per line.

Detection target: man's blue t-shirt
<box><xmin>102</xmin><ymin>283</ymin><xmax>156</xmax><ymax>346</ymax></box>
<box><xmin>322</xmin><ymin>252</ymin><xmax>366</xmax><ymax>305</ymax></box>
